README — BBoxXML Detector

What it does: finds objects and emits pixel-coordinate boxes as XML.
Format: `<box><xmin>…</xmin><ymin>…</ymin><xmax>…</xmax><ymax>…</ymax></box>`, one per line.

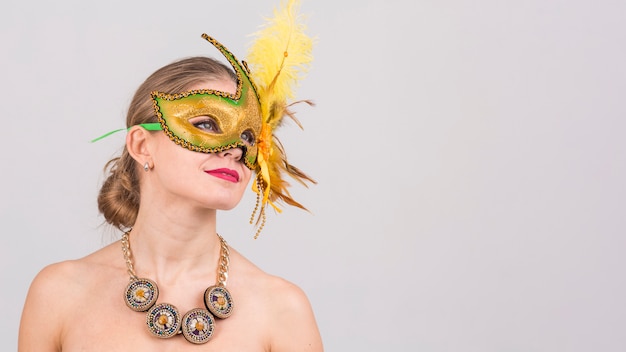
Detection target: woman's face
<box><xmin>146</xmin><ymin>79</ymin><xmax>253</xmax><ymax>211</ymax></box>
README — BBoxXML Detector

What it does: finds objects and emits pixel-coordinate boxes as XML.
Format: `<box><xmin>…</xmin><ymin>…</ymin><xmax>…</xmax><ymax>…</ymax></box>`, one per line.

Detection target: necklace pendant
<box><xmin>204</xmin><ymin>285</ymin><xmax>234</xmax><ymax>319</ymax></box>
<box><xmin>146</xmin><ymin>303</ymin><xmax>181</xmax><ymax>338</ymax></box>
<box><xmin>181</xmin><ymin>308</ymin><xmax>216</xmax><ymax>344</ymax></box>
<box><xmin>125</xmin><ymin>278</ymin><xmax>159</xmax><ymax>312</ymax></box>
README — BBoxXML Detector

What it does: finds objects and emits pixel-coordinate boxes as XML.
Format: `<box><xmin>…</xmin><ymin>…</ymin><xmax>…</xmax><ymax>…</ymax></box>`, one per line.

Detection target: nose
<box><xmin>218</xmin><ymin>147</ymin><xmax>243</xmax><ymax>161</ymax></box>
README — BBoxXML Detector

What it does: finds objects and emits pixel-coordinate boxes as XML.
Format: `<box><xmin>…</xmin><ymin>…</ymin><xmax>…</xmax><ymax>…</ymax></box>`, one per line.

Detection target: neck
<box><xmin>127</xmin><ymin>204</ymin><xmax>222</xmax><ymax>285</ymax></box>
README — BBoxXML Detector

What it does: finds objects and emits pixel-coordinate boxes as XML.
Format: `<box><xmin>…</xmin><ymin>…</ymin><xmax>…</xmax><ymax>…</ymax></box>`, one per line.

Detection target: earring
<box><xmin>143</xmin><ymin>162</ymin><xmax>150</xmax><ymax>172</ymax></box>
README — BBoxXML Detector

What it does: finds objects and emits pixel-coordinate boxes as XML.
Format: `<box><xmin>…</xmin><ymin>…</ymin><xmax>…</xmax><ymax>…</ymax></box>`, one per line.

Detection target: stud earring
<box><xmin>144</xmin><ymin>162</ymin><xmax>150</xmax><ymax>172</ymax></box>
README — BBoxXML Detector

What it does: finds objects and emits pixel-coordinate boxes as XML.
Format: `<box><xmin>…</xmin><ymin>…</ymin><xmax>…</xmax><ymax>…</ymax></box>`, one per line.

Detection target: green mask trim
<box><xmin>90</xmin><ymin>123</ymin><xmax>162</xmax><ymax>143</ymax></box>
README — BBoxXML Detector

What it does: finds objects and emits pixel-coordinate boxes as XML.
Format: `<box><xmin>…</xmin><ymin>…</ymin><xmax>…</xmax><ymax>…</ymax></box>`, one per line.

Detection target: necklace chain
<box><xmin>121</xmin><ymin>232</ymin><xmax>137</xmax><ymax>280</ymax></box>
<box><xmin>121</xmin><ymin>231</ymin><xmax>230</xmax><ymax>285</ymax></box>
<box><xmin>217</xmin><ymin>234</ymin><xmax>229</xmax><ymax>287</ymax></box>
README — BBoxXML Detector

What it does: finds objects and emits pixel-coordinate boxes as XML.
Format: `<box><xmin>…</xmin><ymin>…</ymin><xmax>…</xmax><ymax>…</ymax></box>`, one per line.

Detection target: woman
<box><xmin>18</xmin><ymin>2</ymin><xmax>323</xmax><ymax>350</ymax></box>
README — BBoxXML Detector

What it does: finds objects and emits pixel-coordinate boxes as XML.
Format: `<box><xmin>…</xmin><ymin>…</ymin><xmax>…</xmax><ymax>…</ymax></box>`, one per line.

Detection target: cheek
<box><xmin>153</xmin><ymin>134</ymin><xmax>183</xmax><ymax>163</ymax></box>
<box><xmin>240</xmin><ymin>167</ymin><xmax>253</xmax><ymax>186</ymax></box>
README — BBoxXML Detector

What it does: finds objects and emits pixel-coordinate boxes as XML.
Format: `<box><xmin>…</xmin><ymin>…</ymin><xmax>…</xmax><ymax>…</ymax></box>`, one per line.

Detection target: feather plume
<box><xmin>245</xmin><ymin>0</ymin><xmax>316</xmax><ymax>235</ymax></box>
<box><xmin>247</xmin><ymin>0</ymin><xmax>313</xmax><ymax>124</ymax></box>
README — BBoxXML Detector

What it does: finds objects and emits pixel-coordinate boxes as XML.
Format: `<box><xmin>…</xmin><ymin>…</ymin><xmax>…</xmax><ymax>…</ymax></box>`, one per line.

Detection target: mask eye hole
<box><xmin>190</xmin><ymin>116</ymin><xmax>222</xmax><ymax>133</ymax></box>
<box><xmin>241</xmin><ymin>129</ymin><xmax>255</xmax><ymax>146</ymax></box>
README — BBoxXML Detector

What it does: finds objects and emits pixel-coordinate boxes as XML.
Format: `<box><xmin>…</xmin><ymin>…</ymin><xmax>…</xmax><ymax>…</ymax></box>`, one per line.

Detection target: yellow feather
<box><xmin>247</xmin><ymin>0</ymin><xmax>313</xmax><ymax>126</ymax></box>
<box><xmin>246</xmin><ymin>0</ymin><xmax>316</xmax><ymax>236</ymax></box>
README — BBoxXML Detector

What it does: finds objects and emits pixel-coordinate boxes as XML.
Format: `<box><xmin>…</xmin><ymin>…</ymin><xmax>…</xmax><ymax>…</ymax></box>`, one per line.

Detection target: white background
<box><xmin>2</xmin><ymin>0</ymin><xmax>625</xmax><ymax>351</ymax></box>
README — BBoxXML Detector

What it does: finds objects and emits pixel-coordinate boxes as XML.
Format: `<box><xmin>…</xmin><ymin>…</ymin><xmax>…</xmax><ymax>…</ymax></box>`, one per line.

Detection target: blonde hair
<box><xmin>97</xmin><ymin>56</ymin><xmax>236</xmax><ymax>230</ymax></box>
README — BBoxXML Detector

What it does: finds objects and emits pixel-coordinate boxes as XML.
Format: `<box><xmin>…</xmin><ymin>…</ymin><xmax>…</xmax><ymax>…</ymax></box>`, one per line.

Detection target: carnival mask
<box><xmin>150</xmin><ymin>35</ymin><xmax>262</xmax><ymax>169</ymax></box>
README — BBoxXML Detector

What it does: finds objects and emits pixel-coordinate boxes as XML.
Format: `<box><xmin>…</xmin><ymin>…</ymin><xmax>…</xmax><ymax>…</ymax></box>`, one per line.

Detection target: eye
<box><xmin>191</xmin><ymin>116</ymin><xmax>221</xmax><ymax>133</ymax></box>
<box><xmin>240</xmin><ymin>129</ymin><xmax>255</xmax><ymax>146</ymax></box>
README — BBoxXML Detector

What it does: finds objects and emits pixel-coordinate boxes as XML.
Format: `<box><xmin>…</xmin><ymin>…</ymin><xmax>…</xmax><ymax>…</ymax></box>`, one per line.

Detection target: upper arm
<box><xmin>270</xmin><ymin>281</ymin><xmax>323</xmax><ymax>352</ymax></box>
<box><xmin>18</xmin><ymin>263</ymin><xmax>73</xmax><ymax>352</ymax></box>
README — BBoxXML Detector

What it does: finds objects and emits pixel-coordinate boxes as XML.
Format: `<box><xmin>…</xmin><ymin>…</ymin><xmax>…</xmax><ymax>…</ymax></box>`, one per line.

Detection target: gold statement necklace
<box><xmin>121</xmin><ymin>231</ymin><xmax>234</xmax><ymax>344</ymax></box>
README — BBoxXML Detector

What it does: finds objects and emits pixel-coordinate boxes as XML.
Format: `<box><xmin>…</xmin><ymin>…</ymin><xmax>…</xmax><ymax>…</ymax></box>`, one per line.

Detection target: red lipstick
<box><xmin>205</xmin><ymin>168</ymin><xmax>240</xmax><ymax>183</ymax></box>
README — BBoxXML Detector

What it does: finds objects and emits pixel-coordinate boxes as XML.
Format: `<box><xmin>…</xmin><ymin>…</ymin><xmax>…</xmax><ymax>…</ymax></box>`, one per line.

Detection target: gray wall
<box><xmin>2</xmin><ymin>0</ymin><xmax>625</xmax><ymax>350</ymax></box>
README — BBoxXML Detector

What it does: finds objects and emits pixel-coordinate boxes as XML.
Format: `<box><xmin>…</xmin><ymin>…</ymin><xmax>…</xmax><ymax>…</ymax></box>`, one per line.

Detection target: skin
<box><xmin>18</xmin><ymin>80</ymin><xmax>323</xmax><ymax>352</ymax></box>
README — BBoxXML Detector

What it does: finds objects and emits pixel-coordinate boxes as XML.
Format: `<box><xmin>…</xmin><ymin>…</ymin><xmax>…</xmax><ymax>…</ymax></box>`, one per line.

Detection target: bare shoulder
<box><xmin>26</xmin><ymin>242</ymin><xmax>120</xmax><ymax>289</ymax></box>
<box><xmin>19</xmin><ymin>243</ymin><xmax>121</xmax><ymax>352</ymax></box>
<box><xmin>230</xmin><ymin>249</ymin><xmax>323</xmax><ymax>351</ymax></box>
<box><xmin>265</xmin><ymin>275</ymin><xmax>323</xmax><ymax>351</ymax></box>
<box><xmin>264</xmin><ymin>273</ymin><xmax>313</xmax><ymax>314</ymax></box>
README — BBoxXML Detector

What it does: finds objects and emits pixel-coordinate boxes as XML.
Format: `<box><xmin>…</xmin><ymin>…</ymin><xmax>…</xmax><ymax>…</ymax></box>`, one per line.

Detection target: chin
<box><xmin>193</xmin><ymin>189</ymin><xmax>246</xmax><ymax>211</ymax></box>
<box><xmin>212</xmin><ymin>198</ymin><xmax>244</xmax><ymax>211</ymax></box>
<box><xmin>216</xmin><ymin>204</ymin><xmax>238</xmax><ymax>211</ymax></box>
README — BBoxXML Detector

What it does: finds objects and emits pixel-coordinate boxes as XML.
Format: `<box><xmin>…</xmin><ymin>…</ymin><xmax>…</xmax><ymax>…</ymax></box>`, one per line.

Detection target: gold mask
<box><xmin>151</xmin><ymin>35</ymin><xmax>262</xmax><ymax>169</ymax></box>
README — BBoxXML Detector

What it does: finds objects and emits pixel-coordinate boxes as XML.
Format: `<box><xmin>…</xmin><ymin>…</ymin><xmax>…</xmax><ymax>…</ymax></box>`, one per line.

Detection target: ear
<box><xmin>126</xmin><ymin>125</ymin><xmax>154</xmax><ymax>168</ymax></box>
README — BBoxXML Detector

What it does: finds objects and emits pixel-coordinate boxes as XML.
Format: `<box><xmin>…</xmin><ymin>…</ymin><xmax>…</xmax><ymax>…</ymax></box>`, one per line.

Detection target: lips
<box><xmin>204</xmin><ymin>168</ymin><xmax>240</xmax><ymax>183</ymax></box>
